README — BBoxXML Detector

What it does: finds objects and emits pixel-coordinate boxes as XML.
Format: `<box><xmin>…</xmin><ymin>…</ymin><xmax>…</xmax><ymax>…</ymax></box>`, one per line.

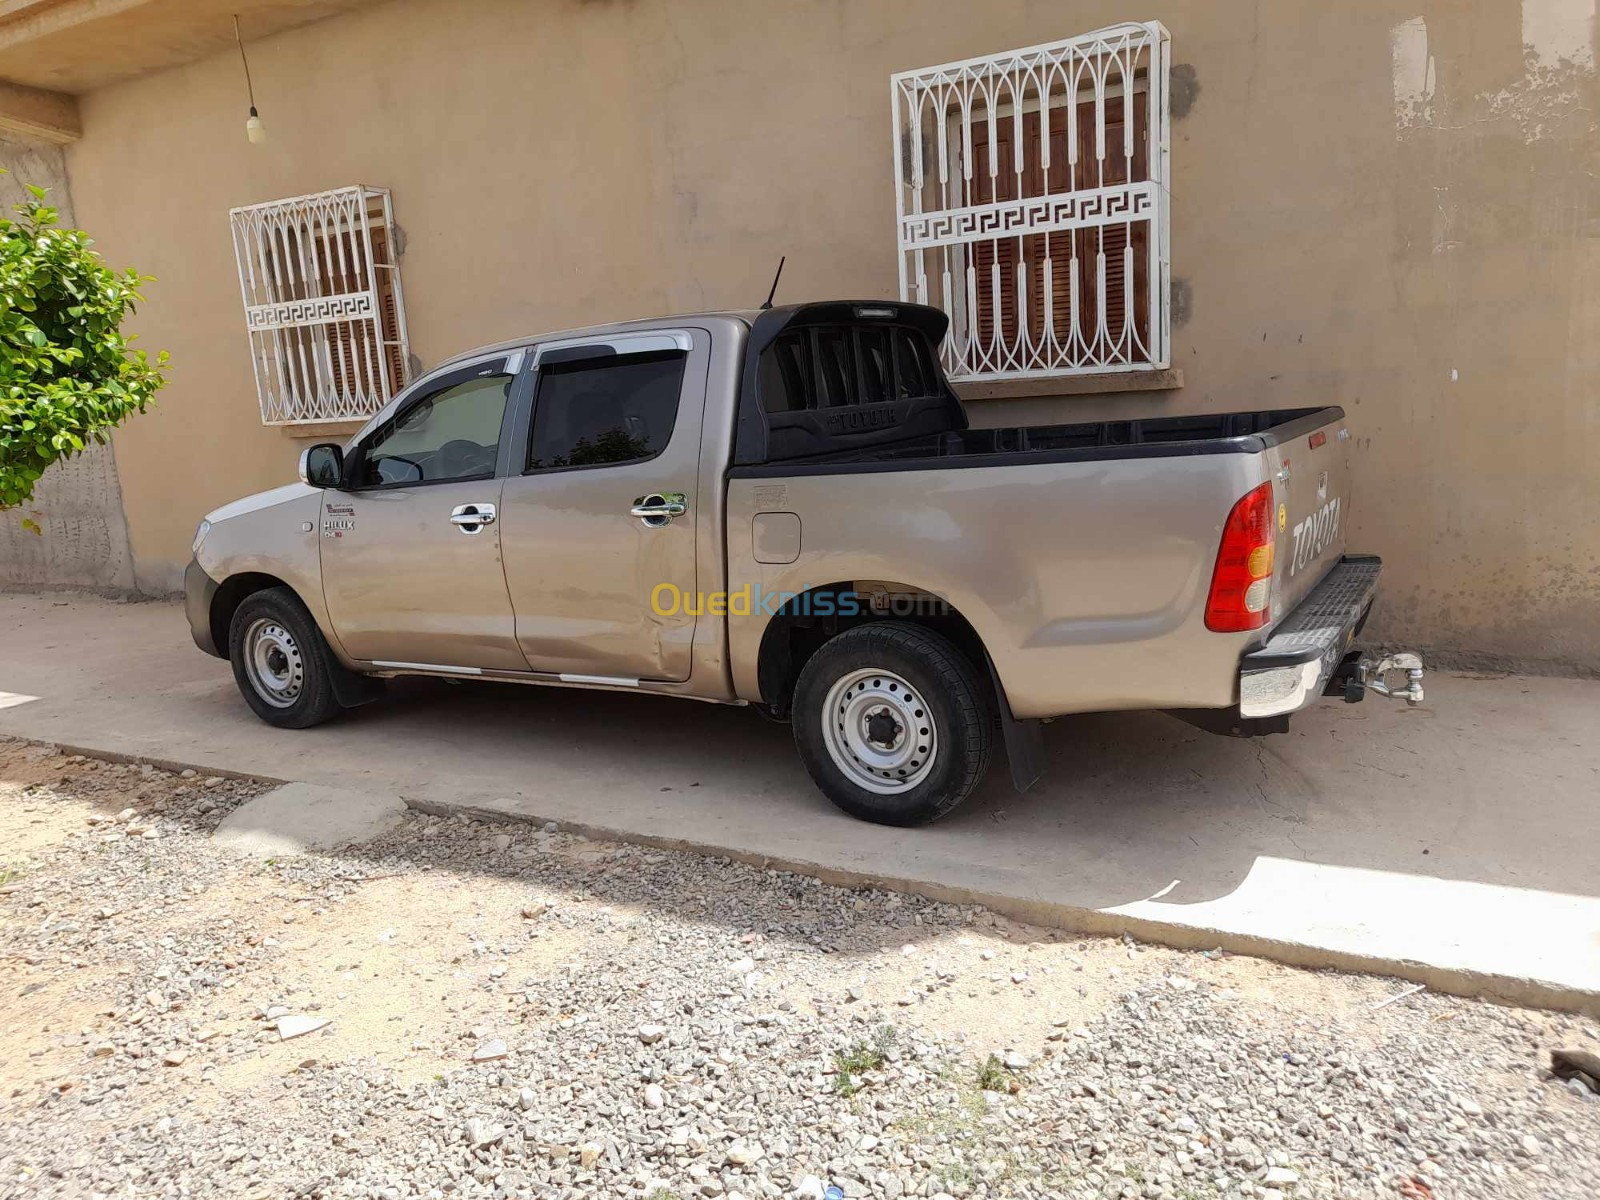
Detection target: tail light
<box><xmin>1205</xmin><ymin>481</ymin><xmax>1275</xmax><ymax>632</ymax></box>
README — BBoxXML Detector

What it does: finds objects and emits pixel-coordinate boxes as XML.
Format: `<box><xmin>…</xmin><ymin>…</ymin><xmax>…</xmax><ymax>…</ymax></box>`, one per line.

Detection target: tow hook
<box><xmin>1355</xmin><ymin>652</ymin><xmax>1425</xmax><ymax>706</ymax></box>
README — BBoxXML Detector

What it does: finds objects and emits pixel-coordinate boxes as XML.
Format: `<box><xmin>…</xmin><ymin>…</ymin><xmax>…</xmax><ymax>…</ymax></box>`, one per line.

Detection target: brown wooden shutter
<box><xmin>312</xmin><ymin>223</ymin><xmax>405</xmax><ymax>406</ymax></box>
<box><xmin>1075</xmin><ymin>95</ymin><xmax>1150</xmax><ymax>362</ymax></box>
<box><xmin>367</xmin><ymin>224</ymin><xmax>407</xmax><ymax>398</ymax></box>
<box><xmin>969</xmin><ymin>80</ymin><xmax>1152</xmax><ymax>370</ymax></box>
<box><xmin>970</xmin><ymin>121</ymin><xmax>1019</xmax><ymax>356</ymax></box>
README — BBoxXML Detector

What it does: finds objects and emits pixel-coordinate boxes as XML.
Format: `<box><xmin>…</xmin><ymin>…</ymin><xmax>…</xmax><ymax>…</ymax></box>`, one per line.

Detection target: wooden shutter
<box><xmin>312</xmin><ymin>223</ymin><xmax>406</xmax><ymax>406</ymax></box>
<box><xmin>969</xmin><ymin>84</ymin><xmax>1151</xmax><ymax>369</ymax></box>
<box><xmin>368</xmin><ymin>224</ymin><xmax>407</xmax><ymax>398</ymax></box>
<box><xmin>969</xmin><ymin>123</ymin><xmax>1019</xmax><ymax>358</ymax></box>
<box><xmin>1075</xmin><ymin>94</ymin><xmax>1150</xmax><ymax>363</ymax></box>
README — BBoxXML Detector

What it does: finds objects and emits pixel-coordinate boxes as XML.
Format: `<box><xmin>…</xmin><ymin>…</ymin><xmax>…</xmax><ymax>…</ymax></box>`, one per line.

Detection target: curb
<box><xmin>406</xmin><ymin>796</ymin><xmax>1600</xmax><ymax>1019</ymax></box>
<box><xmin>26</xmin><ymin>739</ymin><xmax>1599</xmax><ymax>1018</ymax></box>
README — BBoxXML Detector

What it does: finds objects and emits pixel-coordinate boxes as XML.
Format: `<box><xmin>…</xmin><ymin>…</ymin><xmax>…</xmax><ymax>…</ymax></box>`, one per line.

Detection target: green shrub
<box><xmin>1</xmin><ymin>183</ymin><xmax>166</xmax><ymax>531</ymax></box>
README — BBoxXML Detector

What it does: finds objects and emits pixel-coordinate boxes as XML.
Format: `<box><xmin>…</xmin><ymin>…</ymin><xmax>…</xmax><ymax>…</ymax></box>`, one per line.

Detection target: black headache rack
<box><xmin>733</xmin><ymin>302</ymin><xmax>968</xmax><ymax>466</ymax></box>
<box><xmin>732</xmin><ymin>302</ymin><xmax>1342</xmax><ymax>473</ymax></box>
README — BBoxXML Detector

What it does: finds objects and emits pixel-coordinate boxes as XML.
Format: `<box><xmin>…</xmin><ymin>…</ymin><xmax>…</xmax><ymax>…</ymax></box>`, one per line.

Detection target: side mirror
<box><xmin>299</xmin><ymin>443</ymin><xmax>345</xmax><ymax>489</ymax></box>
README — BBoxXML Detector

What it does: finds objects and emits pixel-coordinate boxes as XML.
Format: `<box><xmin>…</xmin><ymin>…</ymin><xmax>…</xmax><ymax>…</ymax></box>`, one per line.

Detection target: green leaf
<box><xmin>0</xmin><ymin>182</ymin><xmax>166</xmax><ymax>517</ymax></box>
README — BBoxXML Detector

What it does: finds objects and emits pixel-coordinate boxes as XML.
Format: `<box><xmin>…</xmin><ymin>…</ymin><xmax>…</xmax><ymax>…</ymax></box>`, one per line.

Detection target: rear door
<box><xmin>1268</xmin><ymin>411</ymin><xmax>1351</xmax><ymax>615</ymax></box>
<box><xmin>496</xmin><ymin>330</ymin><xmax>709</xmax><ymax>682</ymax></box>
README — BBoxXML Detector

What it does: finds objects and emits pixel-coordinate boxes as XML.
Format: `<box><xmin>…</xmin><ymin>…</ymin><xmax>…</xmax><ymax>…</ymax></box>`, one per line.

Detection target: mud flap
<box><xmin>985</xmin><ymin>654</ymin><xmax>1045</xmax><ymax>793</ymax></box>
<box><xmin>331</xmin><ymin>665</ymin><xmax>386</xmax><ymax>709</ymax></box>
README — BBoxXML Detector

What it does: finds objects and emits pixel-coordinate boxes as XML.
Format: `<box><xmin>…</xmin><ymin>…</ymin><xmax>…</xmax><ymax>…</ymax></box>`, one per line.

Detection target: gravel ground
<box><xmin>0</xmin><ymin>737</ymin><xmax>1596</xmax><ymax>1200</ymax></box>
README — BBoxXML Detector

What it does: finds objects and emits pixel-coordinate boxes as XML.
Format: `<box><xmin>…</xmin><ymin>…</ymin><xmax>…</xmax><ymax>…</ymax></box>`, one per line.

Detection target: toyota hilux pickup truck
<box><xmin>188</xmin><ymin>301</ymin><xmax>1423</xmax><ymax>825</ymax></box>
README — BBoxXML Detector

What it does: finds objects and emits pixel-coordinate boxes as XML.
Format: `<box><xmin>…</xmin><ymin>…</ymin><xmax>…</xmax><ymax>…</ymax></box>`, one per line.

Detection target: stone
<box><xmin>471</xmin><ymin>1039</ymin><xmax>507</xmax><ymax>1062</ymax></box>
<box><xmin>517</xmin><ymin>1087</ymin><xmax>537</xmax><ymax>1111</ymax></box>
<box><xmin>464</xmin><ymin>1119</ymin><xmax>505</xmax><ymax>1148</ymax></box>
<box><xmin>644</xmin><ymin>1083</ymin><xmax>666</xmax><ymax>1110</ymax></box>
<box><xmin>578</xmin><ymin>1141</ymin><xmax>604</xmax><ymax>1168</ymax></box>
<box><xmin>212</xmin><ymin>783</ymin><xmax>407</xmax><ymax>858</ymax></box>
<box><xmin>1003</xmin><ymin>1051</ymin><xmax>1031</xmax><ymax>1070</ymax></box>
<box><xmin>1519</xmin><ymin>1134</ymin><xmax>1542</xmax><ymax>1156</ymax></box>
<box><xmin>1263</xmin><ymin>1166</ymin><xmax>1299</xmax><ymax>1185</ymax></box>
<box><xmin>162</xmin><ymin>1049</ymin><xmax>188</xmax><ymax>1067</ymax></box>
<box><xmin>638</xmin><ymin>1024</ymin><xmax>667</xmax><ymax>1045</ymax></box>
<box><xmin>726</xmin><ymin>1140</ymin><xmax>764</xmax><ymax>1165</ymax></box>
<box><xmin>275</xmin><ymin>1015</ymin><xmax>329</xmax><ymax>1041</ymax></box>
<box><xmin>793</xmin><ymin>1177</ymin><xmax>826</xmax><ymax>1200</ymax></box>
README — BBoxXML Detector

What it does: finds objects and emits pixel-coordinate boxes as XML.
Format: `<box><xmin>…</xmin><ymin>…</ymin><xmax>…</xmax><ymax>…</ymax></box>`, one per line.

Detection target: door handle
<box><xmin>449</xmin><ymin>503</ymin><xmax>496</xmax><ymax>534</ymax></box>
<box><xmin>630</xmin><ymin>493</ymin><xmax>687</xmax><ymax>528</ymax></box>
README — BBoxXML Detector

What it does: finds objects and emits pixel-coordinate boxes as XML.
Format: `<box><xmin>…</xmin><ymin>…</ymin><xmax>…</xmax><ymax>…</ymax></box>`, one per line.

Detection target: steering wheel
<box><xmin>436</xmin><ymin>439</ymin><xmax>495</xmax><ymax>478</ymax></box>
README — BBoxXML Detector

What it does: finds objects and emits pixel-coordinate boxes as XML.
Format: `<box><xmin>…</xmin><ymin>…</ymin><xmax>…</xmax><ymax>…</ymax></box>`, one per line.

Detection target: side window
<box><xmin>357</xmin><ymin>368</ymin><xmax>512</xmax><ymax>487</ymax></box>
<box><xmin>527</xmin><ymin>351</ymin><xmax>686</xmax><ymax>471</ymax></box>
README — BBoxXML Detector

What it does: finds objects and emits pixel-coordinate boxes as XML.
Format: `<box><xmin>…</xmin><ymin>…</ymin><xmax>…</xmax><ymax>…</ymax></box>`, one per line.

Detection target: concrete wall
<box><xmin>0</xmin><ymin>136</ymin><xmax>137</xmax><ymax>592</ymax></box>
<box><xmin>44</xmin><ymin>0</ymin><xmax>1600</xmax><ymax>670</ymax></box>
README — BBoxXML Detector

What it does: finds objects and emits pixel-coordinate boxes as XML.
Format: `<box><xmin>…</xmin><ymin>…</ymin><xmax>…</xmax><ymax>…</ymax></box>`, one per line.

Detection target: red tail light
<box><xmin>1206</xmin><ymin>482</ymin><xmax>1276</xmax><ymax>632</ymax></box>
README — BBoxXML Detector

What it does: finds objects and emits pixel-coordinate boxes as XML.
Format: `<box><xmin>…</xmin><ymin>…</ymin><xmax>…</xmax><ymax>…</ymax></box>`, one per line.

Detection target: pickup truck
<box><xmin>188</xmin><ymin>301</ymin><xmax>1423</xmax><ymax>825</ymax></box>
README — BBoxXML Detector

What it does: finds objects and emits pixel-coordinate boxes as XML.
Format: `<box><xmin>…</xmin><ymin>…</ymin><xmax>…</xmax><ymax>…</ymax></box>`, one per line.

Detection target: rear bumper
<box><xmin>1239</xmin><ymin>555</ymin><xmax>1422</xmax><ymax>718</ymax></box>
<box><xmin>185</xmin><ymin>557</ymin><xmax>222</xmax><ymax>658</ymax></box>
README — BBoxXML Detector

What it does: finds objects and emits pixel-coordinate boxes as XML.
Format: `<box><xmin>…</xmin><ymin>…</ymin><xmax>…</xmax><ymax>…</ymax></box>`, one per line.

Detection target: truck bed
<box><xmin>731</xmin><ymin>406</ymin><xmax>1341</xmax><ymax>475</ymax></box>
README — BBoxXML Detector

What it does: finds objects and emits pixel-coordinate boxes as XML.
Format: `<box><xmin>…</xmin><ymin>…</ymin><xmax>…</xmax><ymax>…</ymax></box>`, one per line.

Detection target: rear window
<box><xmin>759</xmin><ymin>326</ymin><xmax>944</xmax><ymax>414</ymax></box>
<box><xmin>527</xmin><ymin>351</ymin><xmax>686</xmax><ymax>471</ymax></box>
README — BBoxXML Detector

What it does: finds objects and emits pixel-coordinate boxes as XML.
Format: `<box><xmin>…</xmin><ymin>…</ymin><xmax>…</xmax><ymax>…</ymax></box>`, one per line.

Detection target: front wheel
<box><xmin>228</xmin><ymin>587</ymin><xmax>344</xmax><ymax>729</ymax></box>
<box><xmin>792</xmin><ymin>622</ymin><xmax>993</xmax><ymax>825</ymax></box>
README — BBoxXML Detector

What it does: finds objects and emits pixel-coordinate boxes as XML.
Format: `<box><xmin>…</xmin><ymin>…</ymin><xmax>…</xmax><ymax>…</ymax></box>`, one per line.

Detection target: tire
<box><xmin>792</xmin><ymin>622</ymin><xmax>992</xmax><ymax>826</ymax></box>
<box><xmin>227</xmin><ymin>586</ymin><xmax>344</xmax><ymax>729</ymax></box>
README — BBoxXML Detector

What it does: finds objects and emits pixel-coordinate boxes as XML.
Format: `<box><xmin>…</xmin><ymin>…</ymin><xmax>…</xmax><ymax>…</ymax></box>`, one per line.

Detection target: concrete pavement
<box><xmin>2</xmin><ymin>591</ymin><xmax>1597</xmax><ymax>1011</ymax></box>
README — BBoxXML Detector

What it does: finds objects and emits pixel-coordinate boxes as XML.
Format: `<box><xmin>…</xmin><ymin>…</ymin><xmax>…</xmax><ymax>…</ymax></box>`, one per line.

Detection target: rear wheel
<box><xmin>228</xmin><ymin>587</ymin><xmax>343</xmax><ymax>729</ymax></box>
<box><xmin>792</xmin><ymin>622</ymin><xmax>992</xmax><ymax>825</ymax></box>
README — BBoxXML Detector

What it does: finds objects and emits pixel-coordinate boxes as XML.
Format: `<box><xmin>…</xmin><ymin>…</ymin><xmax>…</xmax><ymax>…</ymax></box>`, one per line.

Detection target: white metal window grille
<box><xmin>892</xmin><ymin>22</ymin><xmax>1171</xmax><ymax>381</ymax></box>
<box><xmin>229</xmin><ymin>186</ymin><xmax>411</xmax><ymax>425</ymax></box>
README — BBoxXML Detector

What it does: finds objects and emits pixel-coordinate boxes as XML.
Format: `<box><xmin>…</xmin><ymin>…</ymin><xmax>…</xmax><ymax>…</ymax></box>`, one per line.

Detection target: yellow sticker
<box><xmin>1277</xmin><ymin>503</ymin><xmax>1288</xmax><ymax>532</ymax></box>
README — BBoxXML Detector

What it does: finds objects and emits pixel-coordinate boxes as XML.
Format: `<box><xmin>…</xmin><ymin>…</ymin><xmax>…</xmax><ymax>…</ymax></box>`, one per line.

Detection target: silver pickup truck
<box><xmin>188</xmin><ymin>302</ymin><xmax>1423</xmax><ymax>825</ymax></box>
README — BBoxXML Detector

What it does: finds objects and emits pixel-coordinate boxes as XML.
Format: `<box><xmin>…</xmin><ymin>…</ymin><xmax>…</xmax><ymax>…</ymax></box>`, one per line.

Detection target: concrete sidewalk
<box><xmin>3</xmin><ymin>591</ymin><xmax>1598</xmax><ymax>1011</ymax></box>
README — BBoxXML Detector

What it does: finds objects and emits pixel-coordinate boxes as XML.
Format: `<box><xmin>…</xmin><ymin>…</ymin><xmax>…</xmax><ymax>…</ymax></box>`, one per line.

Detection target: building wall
<box><xmin>0</xmin><ymin>137</ymin><xmax>137</xmax><ymax>592</ymax></box>
<box><xmin>53</xmin><ymin>0</ymin><xmax>1600</xmax><ymax>670</ymax></box>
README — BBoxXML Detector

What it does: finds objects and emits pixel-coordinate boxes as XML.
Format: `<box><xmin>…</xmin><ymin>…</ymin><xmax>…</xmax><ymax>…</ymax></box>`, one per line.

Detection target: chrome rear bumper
<box><xmin>1239</xmin><ymin>555</ymin><xmax>1424</xmax><ymax>718</ymax></box>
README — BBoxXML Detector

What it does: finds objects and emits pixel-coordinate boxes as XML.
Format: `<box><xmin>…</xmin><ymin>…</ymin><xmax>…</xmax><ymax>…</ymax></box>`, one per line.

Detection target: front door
<box><xmin>320</xmin><ymin>355</ymin><xmax>528</xmax><ymax>671</ymax></box>
<box><xmin>497</xmin><ymin>331</ymin><xmax>707</xmax><ymax>682</ymax></box>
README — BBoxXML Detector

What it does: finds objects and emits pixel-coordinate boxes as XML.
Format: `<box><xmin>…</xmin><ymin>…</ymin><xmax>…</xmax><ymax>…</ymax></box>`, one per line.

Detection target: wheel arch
<box><xmin>210</xmin><ymin>571</ymin><xmax>297</xmax><ymax>658</ymax></box>
<box><xmin>754</xmin><ymin>580</ymin><xmax>990</xmax><ymax>719</ymax></box>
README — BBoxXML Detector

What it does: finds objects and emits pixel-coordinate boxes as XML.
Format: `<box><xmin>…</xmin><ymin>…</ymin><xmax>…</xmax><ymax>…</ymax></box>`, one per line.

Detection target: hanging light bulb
<box><xmin>234</xmin><ymin>16</ymin><xmax>266</xmax><ymax>146</ymax></box>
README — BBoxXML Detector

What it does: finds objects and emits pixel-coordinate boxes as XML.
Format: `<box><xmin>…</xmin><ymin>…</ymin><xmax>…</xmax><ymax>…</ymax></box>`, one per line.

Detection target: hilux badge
<box><xmin>323</xmin><ymin>503</ymin><xmax>355</xmax><ymax>538</ymax></box>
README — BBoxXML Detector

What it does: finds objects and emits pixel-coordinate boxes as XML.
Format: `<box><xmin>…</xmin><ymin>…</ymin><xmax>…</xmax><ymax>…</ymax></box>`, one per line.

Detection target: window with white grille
<box><xmin>230</xmin><ymin>186</ymin><xmax>411</xmax><ymax>425</ymax></box>
<box><xmin>892</xmin><ymin>22</ymin><xmax>1170</xmax><ymax>382</ymax></box>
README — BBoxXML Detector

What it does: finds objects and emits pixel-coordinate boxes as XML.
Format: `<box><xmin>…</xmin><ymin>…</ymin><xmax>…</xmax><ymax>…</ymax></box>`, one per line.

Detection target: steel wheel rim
<box><xmin>821</xmin><ymin>667</ymin><xmax>937</xmax><ymax>794</ymax></box>
<box><xmin>244</xmin><ymin>618</ymin><xmax>304</xmax><ymax>709</ymax></box>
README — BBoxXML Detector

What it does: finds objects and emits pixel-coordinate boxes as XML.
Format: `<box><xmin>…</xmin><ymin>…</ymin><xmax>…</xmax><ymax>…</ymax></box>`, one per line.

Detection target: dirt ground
<box><xmin>1</xmin><ymin>736</ymin><xmax>1595</xmax><ymax>1200</ymax></box>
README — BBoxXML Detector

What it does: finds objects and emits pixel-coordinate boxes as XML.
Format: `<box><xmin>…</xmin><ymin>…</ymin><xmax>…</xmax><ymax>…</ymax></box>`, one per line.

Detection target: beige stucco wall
<box><xmin>58</xmin><ymin>0</ymin><xmax>1600</xmax><ymax>671</ymax></box>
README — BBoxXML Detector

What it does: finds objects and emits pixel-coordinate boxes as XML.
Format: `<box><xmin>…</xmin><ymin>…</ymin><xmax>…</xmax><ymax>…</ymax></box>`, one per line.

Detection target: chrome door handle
<box><xmin>630</xmin><ymin>493</ymin><xmax>687</xmax><ymax>528</ymax></box>
<box><xmin>449</xmin><ymin>503</ymin><xmax>496</xmax><ymax>534</ymax></box>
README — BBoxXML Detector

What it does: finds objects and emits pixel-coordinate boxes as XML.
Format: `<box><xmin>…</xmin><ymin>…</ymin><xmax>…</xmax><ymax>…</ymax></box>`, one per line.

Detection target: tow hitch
<box><xmin>1328</xmin><ymin>652</ymin><xmax>1425</xmax><ymax>705</ymax></box>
